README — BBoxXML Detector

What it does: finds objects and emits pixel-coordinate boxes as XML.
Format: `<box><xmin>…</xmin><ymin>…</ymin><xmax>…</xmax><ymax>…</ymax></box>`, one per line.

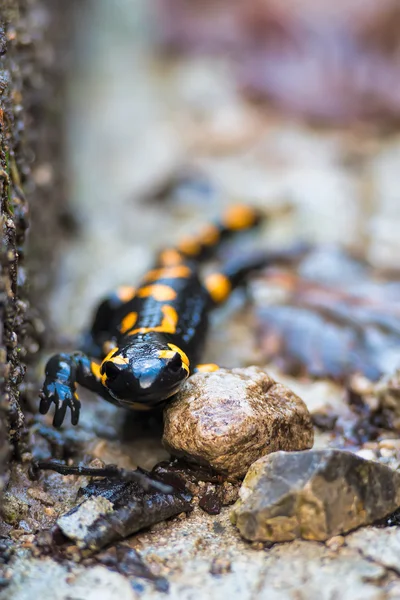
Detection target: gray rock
<box><xmin>163</xmin><ymin>367</ymin><xmax>314</xmax><ymax>479</ymax></box>
<box><xmin>231</xmin><ymin>449</ymin><xmax>400</xmax><ymax>542</ymax></box>
<box><xmin>56</xmin><ymin>481</ymin><xmax>192</xmax><ymax>552</ymax></box>
<box><xmin>57</xmin><ymin>496</ymin><xmax>114</xmax><ymax>546</ymax></box>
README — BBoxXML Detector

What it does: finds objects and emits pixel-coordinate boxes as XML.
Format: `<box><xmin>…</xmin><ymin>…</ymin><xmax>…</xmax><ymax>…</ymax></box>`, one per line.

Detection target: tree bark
<box><xmin>0</xmin><ymin>0</ymin><xmax>74</xmax><ymax>498</ymax></box>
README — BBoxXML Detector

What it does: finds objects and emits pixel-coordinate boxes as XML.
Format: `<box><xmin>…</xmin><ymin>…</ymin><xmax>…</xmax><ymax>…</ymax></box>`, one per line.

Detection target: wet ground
<box><xmin>4</xmin><ymin>1</ymin><xmax>400</xmax><ymax>598</ymax></box>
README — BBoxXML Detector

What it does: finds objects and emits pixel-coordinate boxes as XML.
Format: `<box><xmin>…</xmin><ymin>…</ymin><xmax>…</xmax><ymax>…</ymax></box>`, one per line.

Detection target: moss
<box><xmin>1</xmin><ymin>492</ymin><xmax>29</xmax><ymax>525</ymax></box>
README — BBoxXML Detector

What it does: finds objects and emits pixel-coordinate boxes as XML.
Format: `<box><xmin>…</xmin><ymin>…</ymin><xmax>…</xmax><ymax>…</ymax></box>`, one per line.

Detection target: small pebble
<box><xmin>379</xmin><ymin>439</ymin><xmax>400</xmax><ymax>450</ymax></box>
<box><xmin>250</xmin><ymin>542</ymin><xmax>264</xmax><ymax>551</ymax></box>
<box><xmin>355</xmin><ymin>449</ymin><xmax>377</xmax><ymax>461</ymax></box>
<box><xmin>9</xmin><ymin>529</ymin><xmax>26</xmax><ymax>540</ymax></box>
<box><xmin>27</xmin><ymin>487</ymin><xmax>55</xmax><ymax>506</ymax></box>
<box><xmin>362</xmin><ymin>442</ymin><xmax>379</xmax><ymax>450</ymax></box>
<box><xmin>210</xmin><ymin>558</ymin><xmax>232</xmax><ymax>575</ymax></box>
<box><xmin>326</xmin><ymin>535</ymin><xmax>345</xmax><ymax>550</ymax></box>
<box><xmin>20</xmin><ymin>535</ymin><xmax>35</xmax><ymax>545</ymax></box>
<box><xmin>88</xmin><ymin>458</ymin><xmax>106</xmax><ymax>469</ymax></box>
<box><xmin>380</xmin><ymin>448</ymin><xmax>395</xmax><ymax>458</ymax></box>
<box><xmin>19</xmin><ymin>520</ymin><xmax>32</xmax><ymax>533</ymax></box>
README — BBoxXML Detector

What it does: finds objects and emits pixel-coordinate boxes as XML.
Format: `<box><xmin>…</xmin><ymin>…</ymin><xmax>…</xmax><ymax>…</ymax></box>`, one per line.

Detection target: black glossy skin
<box><xmin>40</xmin><ymin>264</ymin><xmax>210</xmax><ymax>426</ymax></box>
<box><xmin>40</xmin><ymin>205</ymin><xmax>289</xmax><ymax>427</ymax></box>
<box><xmin>112</xmin><ymin>267</ymin><xmax>209</xmax><ymax>366</ymax></box>
<box><xmin>99</xmin><ymin>267</ymin><xmax>210</xmax><ymax>407</ymax></box>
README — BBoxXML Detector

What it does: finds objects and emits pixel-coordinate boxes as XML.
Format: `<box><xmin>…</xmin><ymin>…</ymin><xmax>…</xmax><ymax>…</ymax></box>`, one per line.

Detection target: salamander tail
<box><xmin>157</xmin><ymin>204</ymin><xmax>263</xmax><ymax>266</ymax></box>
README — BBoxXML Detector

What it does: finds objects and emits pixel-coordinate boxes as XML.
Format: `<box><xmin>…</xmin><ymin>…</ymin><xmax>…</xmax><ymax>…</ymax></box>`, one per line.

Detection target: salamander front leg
<box><xmin>39</xmin><ymin>353</ymin><xmax>81</xmax><ymax>427</ymax></box>
<box><xmin>39</xmin><ymin>351</ymin><xmax>114</xmax><ymax>427</ymax></box>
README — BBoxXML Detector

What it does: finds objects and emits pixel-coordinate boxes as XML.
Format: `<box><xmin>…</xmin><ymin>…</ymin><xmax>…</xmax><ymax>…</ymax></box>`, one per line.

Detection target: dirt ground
<box><xmin>3</xmin><ymin>2</ymin><xmax>400</xmax><ymax>599</ymax></box>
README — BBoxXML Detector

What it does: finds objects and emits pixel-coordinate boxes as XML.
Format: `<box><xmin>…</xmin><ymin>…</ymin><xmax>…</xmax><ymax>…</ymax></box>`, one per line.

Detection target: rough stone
<box><xmin>162</xmin><ymin>367</ymin><xmax>314</xmax><ymax>479</ymax></box>
<box><xmin>231</xmin><ymin>449</ymin><xmax>400</xmax><ymax>542</ymax></box>
<box><xmin>56</xmin><ymin>478</ymin><xmax>193</xmax><ymax>552</ymax></box>
<box><xmin>57</xmin><ymin>497</ymin><xmax>114</xmax><ymax>546</ymax></box>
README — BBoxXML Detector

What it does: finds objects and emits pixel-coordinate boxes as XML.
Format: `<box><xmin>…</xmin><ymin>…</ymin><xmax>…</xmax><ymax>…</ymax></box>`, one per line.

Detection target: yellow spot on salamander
<box><xmin>110</xmin><ymin>355</ymin><xmax>129</xmax><ymax>366</ymax></box>
<box><xmin>199</xmin><ymin>224</ymin><xmax>220</xmax><ymax>246</ymax></box>
<box><xmin>120</xmin><ymin>311</ymin><xmax>138</xmax><ymax>334</ymax></box>
<box><xmin>100</xmin><ymin>348</ymin><xmax>129</xmax><ymax>384</ymax></box>
<box><xmin>144</xmin><ymin>265</ymin><xmax>191</xmax><ymax>283</ymax></box>
<box><xmin>108</xmin><ymin>356</ymin><xmax>129</xmax><ymax>365</ymax></box>
<box><xmin>167</xmin><ymin>343</ymin><xmax>190</xmax><ymax>373</ymax></box>
<box><xmin>91</xmin><ymin>361</ymin><xmax>102</xmax><ymax>381</ymax></box>
<box><xmin>223</xmin><ymin>205</ymin><xmax>259</xmax><ymax>231</ymax></box>
<box><xmin>128</xmin><ymin>304</ymin><xmax>178</xmax><ymax>336</ymax></box>
<box><xmin>137</xmin><ymin>284</ymin><xmax>177</xmax><ymax>302</ymax></box>
<box><xmin>116</xmin><ymin>286</ymin><xmax>136</xmax><ymax>302</ymax></box>
<box><xmin>158</xmin><ymin>249</ymin><xmax>184</xmax><ymax>266</ymax></box>
<box><xmin>158</xmin><ymin>348</ymin><xmax>190</xmax><ymax>374</ymax></box>
<box><xmin>195</xmin><ymin>363</ymin><xmax>220</xmax><ymax>373</ymax></box>
<box><xmin>161</xmin><ymin>305</ymin><xmax>179</xmax><ymax>332</ymax></box>
<box><xmin>158</xmin><ymin>349</ymin><xmax>177</xmax><ymax>360</ymax></box>
<box><xmin>204</xmin><ymin>272</ymin><xmax>232</xmax><ymax>304</ymax></box>
<box><xmin>102</xmin><ymin>348</ymin><xmax>118</xmax><ymax>365</ymax></box>
<box><xmin>178</xmin><ymin>237</ymin><xmax>201</xmax><ymax>256</ymax></box>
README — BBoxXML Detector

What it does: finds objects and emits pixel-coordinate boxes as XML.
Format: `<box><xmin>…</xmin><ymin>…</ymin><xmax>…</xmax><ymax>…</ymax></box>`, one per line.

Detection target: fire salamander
<box><xmin>40</xmin><ymin>205</ymin><xmax>297</xmax><ymax>428</ymax></box>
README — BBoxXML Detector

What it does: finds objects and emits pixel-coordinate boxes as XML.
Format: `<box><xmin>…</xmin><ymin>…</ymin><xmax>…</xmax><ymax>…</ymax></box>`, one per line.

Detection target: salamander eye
<box><xmin>104</xmin><ymin>361</ymin><xmax>121</xmax><ymax>381</ymax></box>
<box><xmin>167</xmin><ymin>353</ymin><xmax>182</xmax><ymax>373</ymax></box>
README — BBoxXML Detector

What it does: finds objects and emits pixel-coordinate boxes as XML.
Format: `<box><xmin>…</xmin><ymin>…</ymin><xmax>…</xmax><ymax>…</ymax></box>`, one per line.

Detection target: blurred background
<box><xmin>41</xmin><ymin>0</ymin><xmax>400</xmax><ymax>380</ymax></box>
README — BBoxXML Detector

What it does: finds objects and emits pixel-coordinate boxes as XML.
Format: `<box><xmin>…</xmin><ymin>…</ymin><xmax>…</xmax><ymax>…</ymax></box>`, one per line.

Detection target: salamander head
<box><xmin>99</xmin><ymin>337</ymin><xmax>190</xmax><ymax>408</ymax></box>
